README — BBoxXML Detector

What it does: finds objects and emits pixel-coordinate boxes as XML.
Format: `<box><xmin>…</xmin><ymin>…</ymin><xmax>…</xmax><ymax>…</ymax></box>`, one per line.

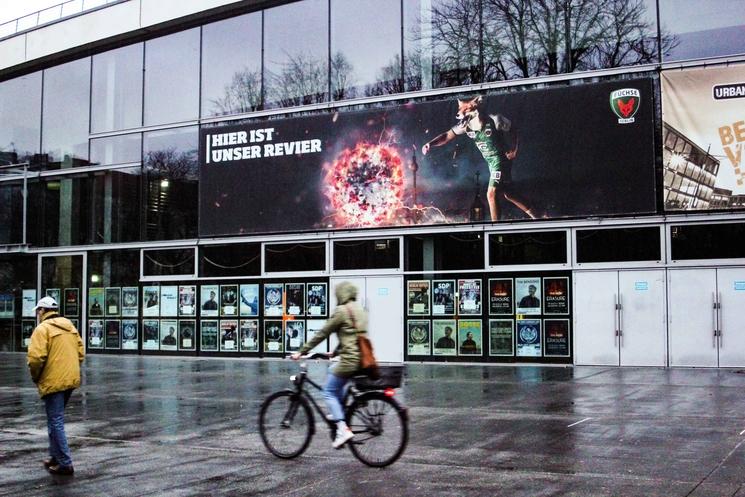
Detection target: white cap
<box><xmin>33</xmin><ymin>296</ymin><xmax>59</xmax><ymax>312</ymax></box>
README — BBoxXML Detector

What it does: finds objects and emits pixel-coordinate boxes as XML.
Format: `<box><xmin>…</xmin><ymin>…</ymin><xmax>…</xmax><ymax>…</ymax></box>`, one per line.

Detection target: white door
<box><xmin>328</xmin><ymin>277</ymin><xmax>366</xmax><ymax>352</ymax></box>
<box><xmin>364</xmin><ymin>276</ymin><xmax>404</xmax><ymax>363</ymax></box>
<box><xmin>573</xmin><ymin>271</ymin><xmax>619</xmax><ymax>366</ymax></box>
<box><xmin>716</xmin><ymin>268</ymin><xmax>745</xmax><ymax>367</ymax></box>
<box><xmin>618</xmin><ymin>270</ymin><xmax>667</xmax><ymax>366</ymax></box>
<box><xmin>668</xmin><ymin>269</ymin><xmax>718</xmax><ymax>367</ymax></box>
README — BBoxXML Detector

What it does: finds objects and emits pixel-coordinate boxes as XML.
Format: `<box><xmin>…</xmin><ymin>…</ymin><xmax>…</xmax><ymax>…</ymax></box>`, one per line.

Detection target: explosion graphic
<box><xmin>323</xmin><ymin>142</ymin><xmax>405</xmax><ymax>227</ymax></box>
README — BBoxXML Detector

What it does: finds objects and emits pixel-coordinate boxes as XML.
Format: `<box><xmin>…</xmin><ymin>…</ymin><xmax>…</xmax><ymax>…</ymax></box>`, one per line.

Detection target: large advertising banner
<box><xmin>200</xmin><ymin>79</ymin><xmax>656</xmax><ymax>236</ymax></box>
<box><xmin>662</xmin><ymin>66</ymin><xmax>745</xmax><ymax>210</ymax></box>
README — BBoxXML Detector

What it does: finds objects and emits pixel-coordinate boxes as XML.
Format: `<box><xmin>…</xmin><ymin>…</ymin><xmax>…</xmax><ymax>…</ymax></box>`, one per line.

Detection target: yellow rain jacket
<box><xmin>27</xmin><ymin>311</ymin><xmax>85</xmax><ymax>398</ymax></box>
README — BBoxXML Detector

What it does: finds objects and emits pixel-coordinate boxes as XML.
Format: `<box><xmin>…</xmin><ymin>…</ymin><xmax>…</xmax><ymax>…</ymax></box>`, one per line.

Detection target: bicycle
<box><xmin>258</xmin><ymin>353</ymin><xmax>408</xmax><ymax>467</ymax></box>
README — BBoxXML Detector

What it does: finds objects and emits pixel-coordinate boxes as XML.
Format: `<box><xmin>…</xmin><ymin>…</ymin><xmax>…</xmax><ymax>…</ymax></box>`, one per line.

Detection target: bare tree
<box><xmin>330</xmin><ymin>51</ymin><xmax>356</xmax><ymax>100</ymax></box>
<box><xmin>266</xmin><ymin>52</ymin><xmax>329</xmax><ymax>107</ymax></box>
<box><xmin>429</xmin><ymin>0</ymin><xmax>482</xmax><ymax>86</ymax></box>
<box><xmin>144</xmin><ymin>148</ymin><xmax>198</xmax><ymax>181</ymax></box>
<box><xmin>209</xmin><ymin>68</ymin><xmax>261</xmax><ymax>116</ymax></box>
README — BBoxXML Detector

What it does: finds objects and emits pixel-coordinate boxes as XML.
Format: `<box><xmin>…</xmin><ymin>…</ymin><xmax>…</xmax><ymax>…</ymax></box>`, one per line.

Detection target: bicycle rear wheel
<box><xmin>259</xmin><ymin>391</ymin><xmax>314</xmax><ymax>459</ymax></box>
<box><xmin>346</xmin><ymin>392</ymin><xmax>408</xmax><ymax>467</ymax></box>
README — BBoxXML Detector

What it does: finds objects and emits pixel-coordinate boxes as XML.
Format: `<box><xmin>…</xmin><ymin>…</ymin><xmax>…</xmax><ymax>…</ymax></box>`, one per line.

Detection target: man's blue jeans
<box><xmin>43</xmin><ymin>389</ymin><xmax>73</xmax><ymax>468</ymax></box>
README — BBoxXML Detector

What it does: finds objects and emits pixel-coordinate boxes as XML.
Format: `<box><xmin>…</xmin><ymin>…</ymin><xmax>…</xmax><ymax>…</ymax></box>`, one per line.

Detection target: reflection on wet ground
<box><xmin>2</xmin><ymin>352</ymin><xmax>745</xmax><ymax>496</ymax></box>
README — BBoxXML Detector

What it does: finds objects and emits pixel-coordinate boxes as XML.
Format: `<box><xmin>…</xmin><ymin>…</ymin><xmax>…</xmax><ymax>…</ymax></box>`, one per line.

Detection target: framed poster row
<box><xmin>19</xmin><ymin>318</ymin><xmax>80</xmax><ymax>349</ymax></box>
<box><xmin>86</xmin><ymin>318</ymin><xmax>328</xmax><ymax>354</ymax></box>
<box><xmin>407</xmin><ymin>277</ymin><xmax>570</xmax><ymax>316</ymax></box>
<box><xmin>406</xmin><ymin>318</ymin><xmax>571</xmax><ymax>358</ymax></box>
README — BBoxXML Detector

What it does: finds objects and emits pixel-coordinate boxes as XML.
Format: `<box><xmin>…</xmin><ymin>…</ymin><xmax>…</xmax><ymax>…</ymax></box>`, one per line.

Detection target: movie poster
<box><xmin>264</xmin><ymin>283</ymin><xmax>284</xmax><ymax>317</ymax></box>
<box><xmin>200</xmin><ymin>285</ymin><xmax>219</xmax><ymax>317</ymax></box>
<box><xmin>489</xmin><ymin>279</ymin><xmax>514</xmax><ymax>315</ymax></box>
<box><xmin>142</xmin><ymin>319</ymin><xmax>160</xmax><ymax>350</ymax></box>
<box><xmin>178</xmin><ymin>285</ymin><xmax>196</xmax><ymax>316</ymax></box>
<box><xmin>63</xmin><ymin>288</ymin><xmax>79</xmax><ymax>317</ymax></box>
<box><xmin>239</xmin><ymin>284</ymin><xmax>259</xmax><ymax>317</ymax></box>
<box><xmin>544</xmin><ymin>319</ymin><xmax>570</xmax><ymax>357</ymax></box>
<box><xmin>105</xmin><ymin>320</ymin><xmax>121</xmax><ymax>349</ymax></box>
<box><xmin>199</xmin><ymin>79</ymin><xmax>656</xmax><ymax>236</ymax></box>
<box><xmin>264</xmin><ymin>320</ymin><xmax>283</xmax><ymax>353</ymax></box>
<box><xmin>407</xmin><ymin>280</ymin><xmax>430</xmax><ymax>315</ymax></box>
<box><xmin>458</xmin><ymin>320</ymin><xmax>482</xmax><ymax>355</ymax></box>
<box><xmin>306</xmin><ymin>319</ymin><xmax>327</xmax><ymax>354</ymax></box>
<box><xmin>285</xmin><ymin>320</ymin><xmax>305</xmax><ymax>352</ymax></box>
<box><xmin>407</xmin><ymin>320</ymin><xmax>431</xmax><ymax>355</ymax></box>
<box><xmin>306</xmin><ymin>283</ymin><xmax>327</xmax><ymax>316</ymax></box>
<box><xmin>160</xmin><ymin>319</ymin><xmax>178</xmax><ymax>351</ymax></box>
<box><xmin>517</xmin><ymin>319</ymin><xmax>542</xmax><ymax>357</ymax></box>
<box><xmin>515</xmin><ymin>277</ymin><xmax>541</xmax><ymax>315</ymax></box>
<box><xmin>432</xmin><ymin>280</ymin><xmax>455</xmax><ymax>316</ymax></box>
<box><xmin>220</xmin><ymin>320</ymin><xmax>238</xmax><ymax>351</ymax></box>
<box><xmin>22</xmin><ymin>289</ymin><xmax>36</xmax><ymax>317</ymax></box>
<box><xmin>543</xmin><ymin>277</ymin><xmax>569</xmax><ymax>315</ymax></box>
<box><xmin>489</xmin><ymin>319</ymin><xmax>514</xmax><ymax>356</ymax></box>
<box><xmin>159</xmin><ymin>286</ymin><xmax>177</xmax><ymax>317</ymax></box>
<box><xmin>122</xmin><ymin>319</ymin><xmax>138</xmax><ymax>350</ymax></box>
<box><xmin>432</xmin><ymin>319</ymin><xmax>457</xmax><ymax>356</ymax></box>
<box><xmin>458</xmin><ymin>279</ymin><xmax>481</xmax><ymax>315</ymax></box>
<box><xmin>240</xmin><ymin>319</ymin><xmax>259</xmax><ymax>352</ymax></box>
<box><xmin>220</xmin><ymin>285</ymin><xmax>238</xmax><ymax>316</ymax></box>
<box><xmin>285</xmin><ymin>283</ymin><xmax>305</xmax><ymax>316</ymax></box>
<box><xmin>662</xmin><ymin>66</ymin><xmax>745</xmax><ymax>211</ymax></box>
<box><xmin>45</xmin><ymin>288</ymin><xmax>60</xmax><ymax>305</ymax></box>
<box><xmin>200</xmin><ymin>320</ymin><xmax>218</xmax><ymax>351</ymax></box>
<box><xmin>179</xmin><ymin>320</ymin><xmax>196</xmax><ymax>350</ymax></box>
<box><xmin>22</xmin><ymin>320</ymin><xmax>35</xmax><ymax>349</ymax></box>
<box><xmin>88</xmin><ymin>319</ymin><xmax>103</xmax><ymax>348</ymax></box>
<box><xmin>121</xmin><ymin>287</ymin><xmax>139</xmax><ymax>317</ymax></box>
<box><xmin>89</xmin><ymin>287</ymin><xmax>104</xmax><ymax>317</ymax></box>
<box><xmin>105</xmin><ymin>287</ymin><xmax>121</xmax><ymax>316</ymax></box>
<box><xmin>70</xmin><ymin>319</ymin><xmax>79</xmax><ymax>331</ymax></box>
<box><xmin>142</xmin><ymin>286</ymin><xmax>160</xmax><ymax>317</ymax></box>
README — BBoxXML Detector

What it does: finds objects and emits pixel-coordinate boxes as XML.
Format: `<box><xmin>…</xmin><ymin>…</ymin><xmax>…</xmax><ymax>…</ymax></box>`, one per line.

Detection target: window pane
<box><xmin>42</xmin><ymin>58</ymin><xmax>91</xmax><ymax>169</ymax></box>
<box><xmin>264</xmin><ymin>0</ymin><xmax>329</xmax><ymax>108</ymax></box>
<box><xmin>404</xmin><ymin>0</ymin><xmax>482</xmax><ymax>91</ymax></box>
<box><xmin>660</xmin><ymin>0</ymin><xmax>745</xmax><ymax>61</ymax></box>
<box><xmin>88</xmin><ymin>249</ymin><xmax>140</xmax><ymax>287</ymax></box>
<box><xmin>489</xmin><ymin>232</ymin><xmax>567</xmax><ymax>266</ymax></box>
<box><xmin>199</xmin><ymin>243</ymin><xmax>261</xmax><ymax>277</ymax></box>
<box><xmin>0</xmin><ymin>72</ymin><xmax>41</xmax><ymax>166</ymax></box>
<box><xmin>0</xmin><ymin>182</ymin><xmax>24</xmax><ymax>245</ymax></box>
<box><xmin>671</xmin><ymin>223</ymin><xmax>745</xmax><ymax>260</ymax></box>
<box><xmin>577</xmin><ymin>227</ymin><xmax>661</xmax><ymax>263</ymax></box>
<box><xmin>333</xmin><ymin>239</ymin><xmax>400</xmax><ymax>270</ymax></box>
<box><xmin>331</xmin><ymin>0</ymin><xmax>401</xmax><ymax>99</ymax></box>
<box><xmin>90</xmin><ymin>133</ymin><xmax>141</xmax><ymax>166</ymax></box>
<box><xmin>91</xmin><ymin>43</ymin><xmax>143</xmax><ymax>133</ymax></box>
<box><xmin>143</xmin><ymin>248</ymin><xmax>195</xmax><ymax>276</ymax></box>
<box><xmin>405</xmin><ymin>233</ymin><xmax>484</xmax><ymax>271</ymax></box>
<box><xmin>201</xmin><ymin>13</ymin><xmax>262</xmax><ymax>117</ymax></box>
<box><xmin>265</xmin><ymin>242</ymin><xmax>326</xmax><ymax>272</ymax></box>
<box><xmin>143</xmin><ymin>126</ymin><xmax>198</xmax><ymax>241</ymax></box>
<box><xmin>144</xmin><ymin>29</ymin><xmax>200</xmax><ymax>126</ymax></box>
<box><xmin>27</xmin><ymin>167</ymin><xmax>141</xmax><ymax>246</ymax></box>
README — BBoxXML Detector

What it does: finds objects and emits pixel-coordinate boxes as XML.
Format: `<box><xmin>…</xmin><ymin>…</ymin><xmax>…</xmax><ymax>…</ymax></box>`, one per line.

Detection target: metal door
<box><xmin>716</xmin><ymin>268</ymin><xmax>745</xmax><ymax>367</ymax></box>
<box><xmin>363</xmin><ymin>276</ymin><xmax>403</xmax><ymax>363</ymax></box>
<box><xmin>618</xmin><ymin>270</ymin><xmax>667</xmax><ymax>366</ymax></box>
<box><xmin>668</xmin><ymin>269</ymin><xmax>718</xmax><ymax>367</ymax></box>
<box><xmin>573</xmin><ymin>271</ymin><xmax>619</xmax><ymax>366</ymax></box>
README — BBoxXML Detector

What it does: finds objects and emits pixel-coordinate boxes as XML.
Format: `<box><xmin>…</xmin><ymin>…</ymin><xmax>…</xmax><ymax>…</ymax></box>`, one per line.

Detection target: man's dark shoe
<box><xmin>42</xmin><ymin>458</ymin><xmax>58</xmax><ymax>469</ymax></box>
<box><xmin>47</xmin><ymin>464</ymin><xmax>74</xmax><ymax>475</ymax></box>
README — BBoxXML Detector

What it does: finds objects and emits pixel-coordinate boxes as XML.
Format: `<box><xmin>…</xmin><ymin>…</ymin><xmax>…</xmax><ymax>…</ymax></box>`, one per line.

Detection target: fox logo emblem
<box><xmin>610</xmin><ymin>89</ymin><xmax>641</xmax><ymax>124</ymax></box>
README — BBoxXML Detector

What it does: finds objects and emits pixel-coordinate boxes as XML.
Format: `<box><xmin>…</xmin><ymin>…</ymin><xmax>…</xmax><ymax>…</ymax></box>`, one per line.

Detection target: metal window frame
<box><xmin>261</xmin><ymin>240</ymin><xmax>329</xmax><ymax>278</ymax></box>
<box><xmin>572</xmin><ymin>223</ymin><xmax>666</xmax><ymax>269</ymax></box>
<box><xmin>666</xmin><ymin>219</ymin><xmax>745</xmax><ymax>267</ymax></box>
<box><xmin>330</xmin><ymin>235</ymin><xmax>404</xmax><ymax>275</ymax></box>
<box><xmin>485</xmin><ymin>228</ymin><xmax>571</xmax><ymax>272</ymax></box>
<box><xmin>140</xmin><ymin>245</ymin><xmax>198</xmax><ymax>282</ymax></box>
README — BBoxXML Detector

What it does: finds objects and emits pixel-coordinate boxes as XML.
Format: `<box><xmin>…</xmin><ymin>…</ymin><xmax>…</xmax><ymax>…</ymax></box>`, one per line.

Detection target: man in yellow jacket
<box><xmin>27</xmin><ymin>296</ymin><xmax>85</xmax><ymax>476</ymax></box>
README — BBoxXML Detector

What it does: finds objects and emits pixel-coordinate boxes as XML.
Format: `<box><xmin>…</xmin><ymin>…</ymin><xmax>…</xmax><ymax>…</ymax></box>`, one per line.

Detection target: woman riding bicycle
<box><xmin>291</xmin><ymin>281</ymin><xmax>367</xmax><ymax>449</ymax></box>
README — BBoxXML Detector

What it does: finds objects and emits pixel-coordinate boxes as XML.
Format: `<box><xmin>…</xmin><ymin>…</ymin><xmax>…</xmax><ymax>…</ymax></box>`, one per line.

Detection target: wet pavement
<box><xmin>2</xmin><ymin>353</ymin><xmax>745</xmax><ymax>497</ymax></box>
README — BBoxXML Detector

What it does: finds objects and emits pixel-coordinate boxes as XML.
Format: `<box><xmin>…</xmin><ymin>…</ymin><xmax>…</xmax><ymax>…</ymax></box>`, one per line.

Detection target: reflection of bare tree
<box><xmin>144</xmin><ymin>147</ymin><xmax>198</xmax><ymax>240</ymax></box>
<box><xmin>331</xmin><ymin>51</ymin><xmax>355</xmax><ymax>100</ymax></box>
<box><xmin>430</xmin><ymin>0</ymin><xmax>482</xmax><ymax>86</ymax></box>
<box><xmin>267</xmin><ymin>52</ymin><xmax>329</xmax><ymax>106</ymax></box>
<box><xmin>144</xmin><ymin>148</ymin><xmax>197</xmax><ymax>181</ymax></box>
<box><xmin>209</xmin><ymin>68</ymin><xmax>261</xmax><ymax>116</ymax></box>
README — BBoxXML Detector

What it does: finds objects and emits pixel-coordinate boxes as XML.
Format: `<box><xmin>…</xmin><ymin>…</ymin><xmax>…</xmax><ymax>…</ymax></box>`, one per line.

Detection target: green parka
<box><xmin>300</xmin><ymin>282</ymin><xmax>368</xmax><ymax>377</ymax></box>
<box><xmin>27</xmin><ymin>311</ymin><xmax>85</xmax><ymax>398</ymax></box>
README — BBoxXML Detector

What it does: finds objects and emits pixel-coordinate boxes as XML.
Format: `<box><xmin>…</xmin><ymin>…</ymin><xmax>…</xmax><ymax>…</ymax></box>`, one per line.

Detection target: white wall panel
<box><xmin>0</xmin><ymin>35</ymin><xmax>27</xmax><ymax>70</ymax></box>
<box><xmin>141</xmin><ymin>0</ymin><xmax>242</xmax><ymax>27</ymax></box>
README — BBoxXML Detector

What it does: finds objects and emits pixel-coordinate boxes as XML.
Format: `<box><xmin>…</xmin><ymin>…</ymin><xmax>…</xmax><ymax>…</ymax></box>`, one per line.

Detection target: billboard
<box><xmin>662</xmin><ymin>66</ymin><xmax>745</xmax><ymax>211</ymax></box>
<box><xmin>200</xmin><ymin>79</ymin><xmax>656</xmax><ymax>236</ymax></box>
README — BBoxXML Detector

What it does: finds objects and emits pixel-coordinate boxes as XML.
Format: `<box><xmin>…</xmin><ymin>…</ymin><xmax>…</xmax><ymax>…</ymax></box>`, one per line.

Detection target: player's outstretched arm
<box><xmin>422</xmin><ymin>129</ymin><xmax>456</xmax><ymax>155</ymax></box>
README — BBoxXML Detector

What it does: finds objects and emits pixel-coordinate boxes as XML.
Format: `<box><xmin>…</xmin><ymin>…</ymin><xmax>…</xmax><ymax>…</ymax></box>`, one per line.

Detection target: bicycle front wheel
<box><xmin>346</xmin><ymin>392</ymin><xmax>408</xmax><ymax>467</ymax></box>
<box><xmin>259</xmin><ymin>391</ymin><xmax>314</xmax><ymax>459</ymax></box>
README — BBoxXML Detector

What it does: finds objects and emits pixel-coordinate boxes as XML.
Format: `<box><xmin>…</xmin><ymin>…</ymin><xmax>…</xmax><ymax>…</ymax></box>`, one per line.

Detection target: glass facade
<box><xmin>0</xmin><ymin>72</ymin><xmax>41</xmax><ymax>166</ymax></box>
<box><xmin>91</xmin><ymin>43</ymin><xmax>143</xmax><ymax>133</ymax></box>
